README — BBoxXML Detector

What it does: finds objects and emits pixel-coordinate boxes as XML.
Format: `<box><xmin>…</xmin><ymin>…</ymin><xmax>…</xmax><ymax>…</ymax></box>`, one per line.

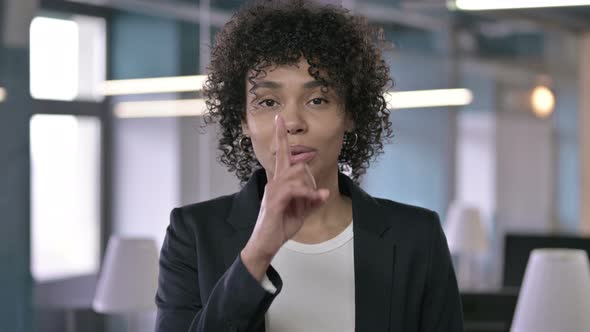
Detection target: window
<box><xmin>30</xmin><ymin>114</ymin><xmax>102</xmax><ymax>281</ymax></box>
<box><xmin>30</xmin><ymin>15</ymin><xmax>106</xmax><ymax>101</ymax></box>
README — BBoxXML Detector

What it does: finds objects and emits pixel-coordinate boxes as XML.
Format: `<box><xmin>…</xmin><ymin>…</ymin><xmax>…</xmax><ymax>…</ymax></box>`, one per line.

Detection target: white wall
<box><xmin>456</xmin><ymin>111</ymin><xmax>496</xmax><ymax>226</ymax></box>
<box><xmin>111</xmin><ymin>115</ymin><xmax>241</xmax><ymax>332</ymax></box>
<box><xmin>455</xmin><ymin>109</ymin><xmax>555</xmax><ymax>288</ymax></box>
<box><xmin>362</xmin><ymin>52</ymin><xmax>456</xmax><ymax>219</ymax></box>
<box><xmin>112</xmin><ymin>117</ymin><xmax>180</xmax><ymax>251</ymax></box>
<box><xmin>113</xmin><ymin>116</ymin><xmax>241</xmax><ymax>248</ymax></box>
<box><xmin>495</xmin><ymin>112</ymin><xmax>555</xmax><ymax>234</ymax></box>
<box><xmin>178</xmin><ymin>117</ymin><xmax>240</xmax><ymax>206</ymax></box>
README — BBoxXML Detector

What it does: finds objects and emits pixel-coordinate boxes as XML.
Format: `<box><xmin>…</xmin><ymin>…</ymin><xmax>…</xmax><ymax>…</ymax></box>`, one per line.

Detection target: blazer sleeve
<box><xmin>155</xmin><ymin>207</ymin><xmax>283</xmax><ymax>332</ymax></box>
<box><xmin>419</xmin><ymin>211</ymin><xmax>464</xmax><ymax>332</ymax></box>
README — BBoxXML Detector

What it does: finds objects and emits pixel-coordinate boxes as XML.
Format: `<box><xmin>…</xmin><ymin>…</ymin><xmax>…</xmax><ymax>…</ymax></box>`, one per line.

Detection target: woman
<box><xmin>155</xmin><ymin>1</ymin><xmax>463</xmax><ymax>331</ymax></box>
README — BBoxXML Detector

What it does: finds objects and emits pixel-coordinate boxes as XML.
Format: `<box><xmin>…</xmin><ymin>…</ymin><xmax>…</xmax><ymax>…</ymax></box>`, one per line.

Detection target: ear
<box><xmin>344</xmin><ymin>113</ymin><xmax>355</xmax><ymax>132</ymax></box>
<box><xmin>241</xmin><ymin>119</ymin><xmax>250</xmax><ymax>136</ymax></box>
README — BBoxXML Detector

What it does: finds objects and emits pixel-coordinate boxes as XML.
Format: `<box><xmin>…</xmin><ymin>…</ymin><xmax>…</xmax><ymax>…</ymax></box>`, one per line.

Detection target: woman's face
<box><xmin>242</xmin><ymin>58</ymin><xmax>353</xmax><ymax>180</ymax></box>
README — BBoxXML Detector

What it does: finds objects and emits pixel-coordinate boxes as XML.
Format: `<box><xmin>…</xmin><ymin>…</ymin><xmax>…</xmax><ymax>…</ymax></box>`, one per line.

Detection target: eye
<box><xmin>258</xmin><ymin>99</ymin><xmax>278</xmax><ymax>107</ymax></box>
<box><xmin>309</xmin><ymin>97</ymin><xmax>328</xmax><ymax>105</ymax></box>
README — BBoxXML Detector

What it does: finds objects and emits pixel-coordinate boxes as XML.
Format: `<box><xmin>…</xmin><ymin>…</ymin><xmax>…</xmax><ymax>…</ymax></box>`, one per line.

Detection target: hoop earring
<box><xmin>346</xmin><ymin>132</ymin><xmax>358</xmax><ymax>149</ymax></box>
<box><xmin>238</xmin><ymin>136</ymin><xmax>250</xmax><ymax>151</ymax></box>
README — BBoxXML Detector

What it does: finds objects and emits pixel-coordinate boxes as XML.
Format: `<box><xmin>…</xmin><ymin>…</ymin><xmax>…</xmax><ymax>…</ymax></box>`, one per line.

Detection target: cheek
<box><xmin>314</xmin><ymin>118</ymin><xmax>347</xmax><ymax>146</ymax></box>
<box><xmin>245</xmin><ymin>115</ymin><xmax>276</xmax><ymax>165</ymax></box>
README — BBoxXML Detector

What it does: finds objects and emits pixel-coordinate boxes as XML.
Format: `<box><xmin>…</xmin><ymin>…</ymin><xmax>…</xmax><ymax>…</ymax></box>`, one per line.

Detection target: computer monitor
<box><xmin>503</xmin><ymin>233</ymin><xmax>590</xmax><ymax>288</ymax></box>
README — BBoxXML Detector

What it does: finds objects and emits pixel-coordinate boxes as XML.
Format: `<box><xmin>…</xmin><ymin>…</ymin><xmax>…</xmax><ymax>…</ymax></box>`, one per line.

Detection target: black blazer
<box><xmin>155</xmin><ymin>169</ymin><xmax>463</xmax><ymax>332</ymax></box>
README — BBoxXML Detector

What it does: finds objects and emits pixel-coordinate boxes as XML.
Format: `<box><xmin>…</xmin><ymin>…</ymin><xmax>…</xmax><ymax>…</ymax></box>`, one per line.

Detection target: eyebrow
<box><xmin>252</xmin><ymin>80</ymin><xmax>326</xmax><ymax>90</ymax></box>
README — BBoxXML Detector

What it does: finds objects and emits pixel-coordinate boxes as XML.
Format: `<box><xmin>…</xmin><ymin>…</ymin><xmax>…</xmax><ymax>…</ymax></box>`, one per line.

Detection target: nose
<box><xmin>283</xmin><ymin>106</ymin><xmax>307</xmax><ymax>135</ymax></box>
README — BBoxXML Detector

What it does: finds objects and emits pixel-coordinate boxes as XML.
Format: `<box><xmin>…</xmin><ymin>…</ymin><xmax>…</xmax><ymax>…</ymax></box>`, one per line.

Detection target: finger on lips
<box><xmin>273</xmin><ymin>114</ymin><xmax>328</xmax><ymax>205</ymax></box>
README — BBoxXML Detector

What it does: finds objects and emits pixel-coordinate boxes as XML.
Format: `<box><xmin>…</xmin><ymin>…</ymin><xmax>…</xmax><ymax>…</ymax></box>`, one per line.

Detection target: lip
<box><xmin>288</xmin><ymin>145</ymin><xmax>317</xmax><ymax>164</ymax></box>
<box><xmin>290</xmin><ymin>145</ymin><xmax>316</xmax><ymax>154</ymax></box>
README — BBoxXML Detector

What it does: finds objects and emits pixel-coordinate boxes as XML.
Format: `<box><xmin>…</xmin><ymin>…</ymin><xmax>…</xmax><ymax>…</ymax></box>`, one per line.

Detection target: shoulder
<box><xmin>169</xmin><ymin>193</ymin><xmax>238</xmax><ymax>232</ymax></box>
<box><xmin>374</xmin><ymin>197</ymin><xmax>440</xmax><ymax>225</ymax></box>
<box><xmin>175</xmin><ymin>193</ymin><xmax>237</xmax><ymax>217</ymax></box>
<box><xmin>374</xmin><ymin>197</ymin><xmax>438</xmax><ymax>220</ymax></box>
<box><xmin>370</xmin><ymin>196</ymin><xmax>443</xmax><ymax>241</ymax></box>
<box><xmin>369</xmin><ymin>197</ymin><xmax>451</xmax><ymax>272</ymax></box>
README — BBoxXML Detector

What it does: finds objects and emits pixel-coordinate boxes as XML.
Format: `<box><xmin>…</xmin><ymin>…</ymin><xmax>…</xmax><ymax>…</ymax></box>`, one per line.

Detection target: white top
<box><xmin>261</xmin><ymin>220</ymin><xmax>355</xmax><ymax>332</ymax></box>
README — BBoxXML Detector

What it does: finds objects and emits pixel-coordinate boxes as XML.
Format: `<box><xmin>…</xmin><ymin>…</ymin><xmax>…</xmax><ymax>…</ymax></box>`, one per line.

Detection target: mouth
<box><xmin>289</xmin><ymin>145</ymin><xmax>317</xmax><ymax>164</ymax></box>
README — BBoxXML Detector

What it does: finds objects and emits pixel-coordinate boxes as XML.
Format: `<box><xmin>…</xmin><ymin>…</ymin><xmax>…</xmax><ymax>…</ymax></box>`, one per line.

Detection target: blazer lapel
<box><xmin>222</xmin><ymin>169</ymin><xmax>267</xmax><ymax>269</ymax></box>
<box><xmin>339</xmin><ymin>174</ymin><xmax>398</xmax><ymax>332</ymax></box>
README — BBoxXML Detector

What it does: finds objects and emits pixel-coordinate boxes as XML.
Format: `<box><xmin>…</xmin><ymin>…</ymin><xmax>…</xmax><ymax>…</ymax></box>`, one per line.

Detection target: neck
<box><xmin>262</xmin><ymin>166</ymin><xmax>353</xmax><ymax>239</ymax></box>
<box><xmin>294</xmin><ymin>168</ymin><xmax>352</xmax><ymax>241</ymax></box>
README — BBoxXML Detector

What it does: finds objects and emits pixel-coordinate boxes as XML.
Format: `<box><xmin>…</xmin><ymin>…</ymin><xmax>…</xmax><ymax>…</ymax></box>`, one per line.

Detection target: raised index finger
<box><xmin>274</xmin><ymin>114</ymin><xmax>291</xmax><ymax>177</ymax></box>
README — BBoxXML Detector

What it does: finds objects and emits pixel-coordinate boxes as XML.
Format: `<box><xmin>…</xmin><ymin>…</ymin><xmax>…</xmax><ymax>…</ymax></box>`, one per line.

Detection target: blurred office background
<box><xmin>1</xmin><ymin>0</ymin><xmax>589</xmax><ymax>331</ymax></box>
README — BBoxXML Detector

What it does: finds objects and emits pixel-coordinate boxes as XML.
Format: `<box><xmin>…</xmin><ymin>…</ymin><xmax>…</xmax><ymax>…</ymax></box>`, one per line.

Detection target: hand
<box><xmin>241</xmin><ymin>114</ymin><xmax>330</xmax><ymax>281</ymax></box>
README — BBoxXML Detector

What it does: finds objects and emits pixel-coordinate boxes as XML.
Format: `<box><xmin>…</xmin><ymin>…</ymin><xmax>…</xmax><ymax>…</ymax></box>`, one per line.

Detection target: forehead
<box><xmin>245</xmin><ymin>62</ymin><xmax>338</xmax><ymax>96</ymax></box>
<box><xmin>249</xmin><ymin>55</ymin><xmax>336</xmax><ymax>80</ymax></box>
<box><xmin>247</xmin><ymin>60</ymin><xmax>313</xmax><ymax>83</ymax></box>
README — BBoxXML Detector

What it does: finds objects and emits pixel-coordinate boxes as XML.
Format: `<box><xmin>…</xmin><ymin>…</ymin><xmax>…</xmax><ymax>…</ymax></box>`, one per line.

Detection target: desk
<box><xmin>34</xmin><ymin>274</ymin><xmax>104</xmax><ymax>332</ymax></box>
<box><xmin>461</xmin><ymin>289</ymin><xmax>519</xmax><ymax>332</ymax></box>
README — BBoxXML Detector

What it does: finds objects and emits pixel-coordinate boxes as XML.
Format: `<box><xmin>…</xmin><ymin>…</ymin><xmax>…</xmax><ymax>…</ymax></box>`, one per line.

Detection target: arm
<box><xmin>155</xmin><ymin>208</ymin><xmax>282</xmax><ymax>332</ymax></box>
<box><xmin>419</xmin><ymin>211</ymin><xmax>464</xmax><ymax>332</ymax></box>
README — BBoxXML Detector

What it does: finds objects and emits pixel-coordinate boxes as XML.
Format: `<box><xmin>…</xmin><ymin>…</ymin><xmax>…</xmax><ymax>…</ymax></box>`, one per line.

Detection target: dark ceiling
<box><xmin>400</xmin><ymin>0</ymin><xmax>590</xmax><ymax>32</ymax></box>
<box><xmin>50</xmin><ymin>0</ymin><xmax>590</xmax><ymax>62</ymax></box>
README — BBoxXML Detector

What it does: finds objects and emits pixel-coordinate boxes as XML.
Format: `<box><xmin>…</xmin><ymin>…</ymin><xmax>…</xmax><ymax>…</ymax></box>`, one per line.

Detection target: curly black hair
<box><xmin>203</xmin><ymin>0</ymin><xmax>394</xmax><ymax>184</ymax></box>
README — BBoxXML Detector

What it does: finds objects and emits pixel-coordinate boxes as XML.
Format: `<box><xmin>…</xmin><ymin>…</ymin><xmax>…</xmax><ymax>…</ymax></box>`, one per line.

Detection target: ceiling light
<box><xmin>113</xmin><ymin>99</ymin><xmax>207</xmax><ymax>118</ymax></box>
<box><xmin>386</xmin><ymin>89</ymin><xmax>473</xmax><ymax>109</ymax></box>
<box><xmin>101</xmin><ymin>75</ymin><xmax>207</xmax><ymax>95</ymax></box>
<box><xmin>452</xmin><ymin>0</ymin><xmax>590</xmax><ymax>10</ymax></box>
<box><xmin>0</xmin><ymin>87</ymin><xmax>6</xmax><ymax>102</ymax></box>
<box><xmin>530</xmin><ymin>85</ymin><xmax>555</xmax><ymax>118</ymax></box>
